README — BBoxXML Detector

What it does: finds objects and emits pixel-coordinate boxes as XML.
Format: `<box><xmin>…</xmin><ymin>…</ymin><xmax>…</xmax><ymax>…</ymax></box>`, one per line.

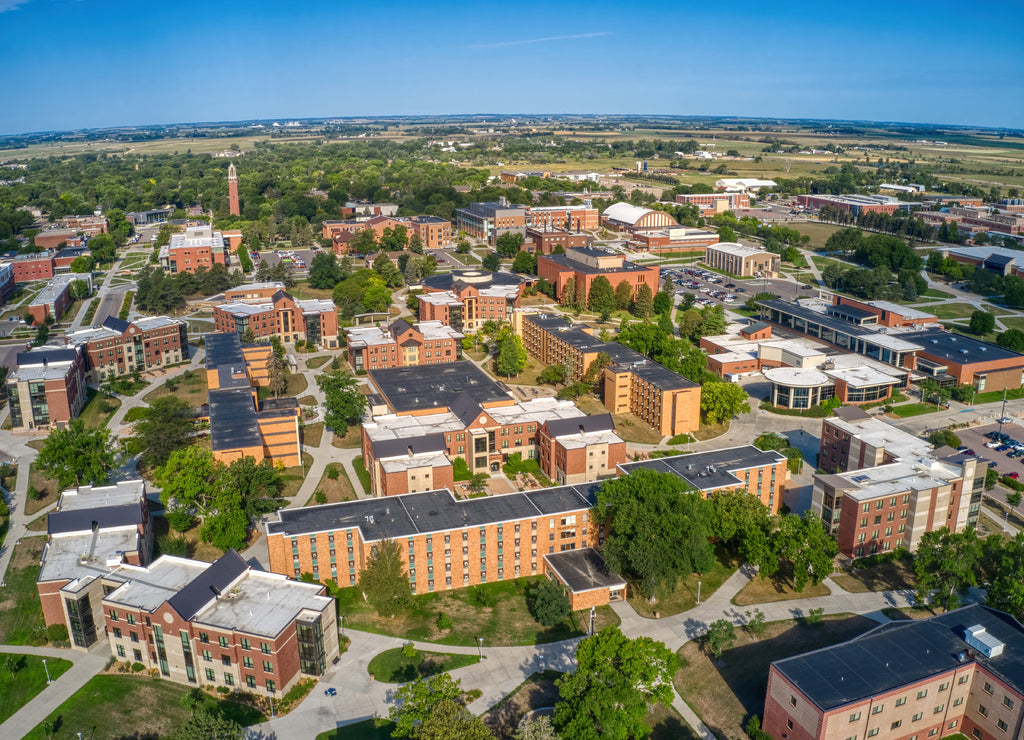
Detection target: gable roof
<box><xmin>167</xmin><ymin>549</ymin><xmax>248</xmax><ymax>621</ymax></box>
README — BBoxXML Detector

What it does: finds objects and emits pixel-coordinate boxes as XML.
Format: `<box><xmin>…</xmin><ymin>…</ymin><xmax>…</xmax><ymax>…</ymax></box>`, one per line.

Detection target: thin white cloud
<box><xmin>0</xmin><ymin>0</ymin><xmax>29</xmax><ymax>11</ymax></box>
<box><xmin>470</xmin><ymin>32</ymin><xmax>611</xmax><ymax>50</ymax></box>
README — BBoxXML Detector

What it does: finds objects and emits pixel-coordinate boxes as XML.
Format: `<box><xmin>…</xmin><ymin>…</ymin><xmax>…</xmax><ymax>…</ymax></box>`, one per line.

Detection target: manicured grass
<box><xmin>331</xmin><ymin>425</ymin><xmax>363</xmax><ymax>448</ymax></box>
<box><xmin>974</xmin><ymin>387</ymin><xmax>1024</xmax><ymax>405</ymax></box>
<box><xmin>0</xmin><ymin>654</ymin><xmax>73</xmax><ymax>723</ymax></box>
<box><xmin>889</xmin><ymin>402</ymin><xmax>940</xmax><ymax>418</ymax></box>
<box><xmin>831</xmin><ymin>557</ymin><xmax>916</xmax><ymax>594</ymax></box>
<box><xmin>732</xmin><ymin>562</ymin><xmax>831</xmax><ymax>606</ymax></box>
<box><xmin>674</xmin><ymin>614</ymin><xmax>875</xmax><ymax>739</ymax></box>
<box><xmin>367</xmin><ymin>647</ymin><xmax>480</xmax><ymax>683</ymax></box>
<box><xmin>611</xmin><ymin>411</ymin><xmax>665</xmax><ymax>445</ymax></box>
<box><xmin>77</xmin><ymin>388</ymin><xmax>121</xmax><ymax>430</ymax></box>
<box><xmin>21</xmin><ymin>674</ymin><xmax>265</xmax><ymax>739</ymax></box>
<box><xmin>334</xmin><ymin>578</ymin><xmax>620</xmax><ymax>647</ymax></box>
<box><xmin>922</xmin><ymin>288</ymin><xmax>955</xmax><ymax>299</ymax></box>
<box><xmin>306</xmin><ymin>355</ymin><xmax>331</xmax><ymax>369</ymax></box>
<box><xmin>693</xmin><ymin>419</ymin><xmax>730</xmax><ymax>441</ymax></box>
<box><xmin>0</xmin><ymin>537</ymin><xmax>48</xmax><ymax>646</ymax></box>
<box><xmin>307</xmin><ymin>463</ymin><xmax>356</xmax><ymax>505</ymax></box>
<box><xmin>628</xmin><ymin>546</ymin><xmax>741</xmax><ymax>618</ymax></box>
<box><xmin>297</xmin><ymin>394</ymin><xmax>318</xmax><ymax>406</ymax></box>
<box><xmin>930</xmin><ymin>302</ymin><xmax>986</xmax><ymax>320</ymax></box>
<box><xmin>25</xmin><ymin>463</ymin><xmax>60</xmax><ymax>515</ymax></box>
<box><xmin>794</xmin><ymin>221</ymin><xmax>844</xmax><ymax>249</ymax></box>
<box><xmin>143</xmin><ymin>369</ymin><xmax>207</xmax><ymax>407</ymax></box>
<box><xmin>303</xmin><ymin>422</ymin><xmax>324</xmax><ymax>448</ymax></box>
<box><xmin>317</xmin><ymin>719</ymin><xmax>397</xmax><ymax>740</ymax></box>
<box><xmin>492</xmin><ymin>353</ymin><xmax>548</xmax><ymax>386</ymax></box>
<box><xmin>280</xmin><ymin>452</ymin><xmax>315</xmax><ymax>497</ymax></box>
<box><xmin>352</xmin><ymin>455</ymin><xmax>373</xmax><ymax>496</ymax></box>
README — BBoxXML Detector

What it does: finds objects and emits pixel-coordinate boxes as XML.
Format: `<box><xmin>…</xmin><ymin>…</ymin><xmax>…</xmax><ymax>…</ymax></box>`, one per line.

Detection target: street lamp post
<box><xmin>697</xmin><ymin>581</ymin><xmax>702</xmax><ymax>606</ymax></box>
<box><xmin>589</xmin><ymin>605</ymin><xmax>596</xmax><ymax>636</ymax></box>
<box><xmin>269</xmin><ymin>690</ymin><xmax>275</xmax><ymax>719</ymax></box>
<box><xmin>42</xmin><ymin>658</ymin><xmax>51</xmax><ymax>685</ymax></box>
<box><xmin>477</xmin><ymin>637</ymin><xmax>483</xmax><ymax>659</ymax></box>
<box><xmin>339</xmin><ymin>615</ymin><xmax>344</xmax><ymax>639</ymax></box>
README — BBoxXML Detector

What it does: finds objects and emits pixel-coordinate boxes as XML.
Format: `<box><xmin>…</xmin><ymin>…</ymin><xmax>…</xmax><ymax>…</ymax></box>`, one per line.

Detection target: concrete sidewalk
<box><xmin>0</xmin><ymin>646</ymin><xmax>109</xmax><ymax>739</ymax></box>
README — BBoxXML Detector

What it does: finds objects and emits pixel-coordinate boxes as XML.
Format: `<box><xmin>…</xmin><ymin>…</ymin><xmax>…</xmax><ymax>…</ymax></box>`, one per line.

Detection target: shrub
<box><xmin>216</xmin><ymin>685</ymin><xmax>231</xmax><ymax>694</ymax></box>
<box><xmin>326</xmin><ymin>466</ymin><xmax>340</xmax><ymax>480</ymax></box>
<box><xmin>131</xmin><ymin>662</ymin><xmax>145</xmax><ymax>672</ymax></box>
<box><xmin>452</xmin><ymin>456</ymin><xmax>472</xmax><ymax>482</ymax></box>
<box><xmin>705</xmin><ymin>619</ymin><xmax>737</xmax><ymax>658</ymax></box>
<box><xmin>401</xmin><ymin>642</ymin><xmax>418</xmax><ymax>660</ymax></box>
<box><xmin>47</xmin><ymin>623</ymin><xmax>69</xmax><ymax>643</ymax></box>
<box><xmin>744</xmin><ymin>609</ymin><xmax>766</xmax><ymax>637</ymax></box>
<box><xmin>314</xmin><ymin>490</ymin><xmax>328</xmax><ymax>505</ymax></box>
<box><xmin>804</xmin><ymin>607</ymin><xmax>825</xmax><ymax>626</ymax></box>
<box><xmin>436</xmin><ymin>613</ymin><xmax>452</xmax><ymax>631</ymax></box>
<box><xmin>28</xmin><ymin>485</ymin><xmax>44</xmax><ymax>501</ymax></box>
<box><xmin>165</xmin><ymin>509</ymin><xmax>197</xmax><ymax>532</ymax></box>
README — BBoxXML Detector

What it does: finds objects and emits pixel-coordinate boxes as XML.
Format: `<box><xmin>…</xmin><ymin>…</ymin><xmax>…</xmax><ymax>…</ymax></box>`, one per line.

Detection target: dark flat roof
<box><xmin>544</xmin><ymin>548</ymin><xmax>625</xmax><ymax>593</ymax></box>
<box><xmin>760</xmin><ymin>299</ymin><xmax>921</xmax><ymax>349</ymax></box>
<box><xmin>828</xmin><ymin>304</ymin><xmax>876</xmax><ymax>322</ymax></box>
<box><xmin>208</xmin><ymin>388</ymin><xmax>262</xmax><ymax>451</ymax></box>
<box><xmin>370</xmin><ymin>434</ymin><xmax>448</xmax><ymax>459</ymax></box>
<box><xmin>267</xmin><ymin>483</ymin><xmax>600</xmax><ymax>542</ymax></box>
<box><xmin>204</xmin><ymin>332</ymin><xmax>254</xmax><ymax>389</ymax></box>
<box><xmin>618</xmin><ymin>446</ymin><xmax>787</xmax><ymax>492</ymax></box>
<box><xmin>540</xmin><ymin>252</ymin><xmax>651</xmax><ymax>276</ymax></box>
<box><xmin>167</xmin><ymin>550</ymin><xmax>248</xmax><ymax>621</ymax></box>
<box><xmin>902</xmin><ymin>328</ymin><xmax>1024</xmax><ymax>365</ymax></box>
<box><xmin>370</xmin><ymin>361</ymin><xmax>510</xmax><ymax>413</ymax></box>
<box><xmin>47</xmin><ymin>504</ymin><xmax>143</xmax><ymax>535</ymax></box>
<box><xmin>421</xmin><ymin>270</ymin><xmax>526</xmax><ymax>292</ymax></box>
<box><xmin>16</xmin><ymin>347</ymin><xmax>79</xmax><ymax>366</ymax></box>
<box><xmin>773</xmin><ymin>605</ymin><xmax>1024</xmax><ymax>711</ymax></box>
<box><xmin>545</xmin><ymin>413</ymin><xmax>614</xmax><ymax>437</ymax></box>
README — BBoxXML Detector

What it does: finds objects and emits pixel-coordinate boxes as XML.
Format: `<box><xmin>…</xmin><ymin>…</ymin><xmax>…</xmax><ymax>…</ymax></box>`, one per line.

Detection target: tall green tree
<box><xmin>554</xmin><ymin>627</ymin><xmax>678</xmax><ymax>740</ymax></box>
<box><xmin>389</xmin><ymin>673</ymin><xmax>465</xmax><ymax>738</ymax></box>
<box><xmin>37</xmin><ymin>420</ymin><xmax>115</xmax><ymax>489</ymax></box>
<box><xmin>969</xmin><ymin>310</ymin><xmax>996</xmax><ymax>335</ymax></box>
<box><xmin>587</xmin><ymin>276</ymin><xmax>616</xmax><ymax>315</ymax></box>
<box><xmin>614</xmin><ymin>280</ymin><xmax>633</xmax><ymax>311</ymax></box>
<box><xmin>700</xmin><ymin>381</ymin><xmax>749</xmax><ymax>424</ymax></box>
<box><xmin>914</xmin><ymin>527</ymin><xmax>984</xmax><ymax>610</ymax></box>
<box><xmin>495</xmin><ymin>232</ymin><xmax>525</xmax><ymax>258</ymax></box>
<box><xmin>631</xmin><ymin>283</ymin><xmax>654</xmax><ymax>318</ymax></box>
<box><xmin>307</xmin><ymin>252</ymin><xmax>341</xmax><ymax>289</ymax></box>
<box><xmin>372</xmin><ymin>253</ymin><xmax>404</xmax><ymax>288</ymax></box>
<box><xmin>360</xmin><ymin>538</ymin><xmax>413</xmax><ymax>617</ymax></box>
<box><xmin>770</xmin><ymin>513</ymin><xmax>838</xmax><ymax>591</ymax></box>
<box><xmin>511</xmin><ymin>250</ymin><xmax>536</xmax><ymax>274</ymax></box>
<box><xmin>495</xmin><ymin>334</ymin><xmax>528</xmax><ymax>378</ymax></box>
<box><xmin>131</xmin><ymin>395</ymin><xmax>197</xmax><ymax>469</ymax></box>
<box><xmin>170</xmin><ymin>708</ymin><xmax>243</xmax><ymax>740</ymax></box>
<box><xmin>595</xmin><ymin>469</ymin><xmax>715</xmax><ymax>598</ymax></box>
<box><xmin>482</xmin><ymin>252</ymin><xmax>502</xmax><ymax>271</ymax></box>
<box><xmin>560</xmin><ymin>276</ymin><xmax>577</xmax><ymax>308</ymax></box>
<box><xmin>529</xmin><ymin>579</ymin><xmax>571</xmax><ymax>627</ymax></box>
<box><xmin>316</xmin><ymin>366</ymin><xmax>367</xmax><ymax>434</ymax></box>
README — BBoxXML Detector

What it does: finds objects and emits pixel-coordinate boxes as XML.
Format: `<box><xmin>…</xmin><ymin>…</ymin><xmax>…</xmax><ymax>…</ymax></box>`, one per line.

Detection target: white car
<box><xmin>999</xmin><ymin>417</ymin><xmax>1014</xmax><ymax>424</ymax></box>
<box><xmin>986</xmin><ymin>441</ymin><xmax>1001</xmax><ymax>448</ymax></box>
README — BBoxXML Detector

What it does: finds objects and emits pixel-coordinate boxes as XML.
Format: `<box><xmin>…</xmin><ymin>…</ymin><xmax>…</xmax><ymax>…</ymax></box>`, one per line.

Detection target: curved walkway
<box><xmin>243</xmin><ymin>564</ymin><xmax>917</xmax><ymax>740</ymax></box>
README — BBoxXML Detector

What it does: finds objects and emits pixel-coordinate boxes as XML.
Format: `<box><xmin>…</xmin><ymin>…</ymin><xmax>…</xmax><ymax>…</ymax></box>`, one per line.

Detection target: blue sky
<box><xmin>1</xmin><ymin>0</ymin><xmax>1022</xmax><ymax>134</ymax></box>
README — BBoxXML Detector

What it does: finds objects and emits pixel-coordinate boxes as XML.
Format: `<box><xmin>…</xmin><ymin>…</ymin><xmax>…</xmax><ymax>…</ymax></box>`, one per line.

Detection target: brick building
<box><xmin>818</xmin><ymin>406</ymin><xmax>932</xmax><ymax>474</ymax></box>
<box><xmin>0</xmin><ymin>262</ymin><xmax>13</xmax><ymax>305</ymax></box>
<box><xmin>455</xmin><ymin>199</ymin><xmax>529</xmax><ymax>241</ymax></box>
<box><xmin>764</xmin><ymin>605</ymin><xmax>1024</xmax><ymax>740</ymax></box>
<box><xmin>537</xmin><ymin>247</ymin><xmax>660</xmax><ymax>304</ymax></box>
<box><xmin>525</xmin><ymin>205</ymin><xmax>599</xmax><ymax>231</ymax></box>
<box><xmin>27</xmin><ymin>273</ymin><xmax>90</xmax><ymax>324</ymax></box>
<box><xmin>34</xmin><ymin>229</ymin><xmax>90</xmax><ymax>250</ymax></box>
<box><xmin>516</xmin><ymin>313</ymin><xmax>701</xmax><ymax>438</ymax></box>
<box><xmin>7</xmin><ymin>251</ymin><xmax>57</xmax><ymax>282</ymax></box>
<box><xmin>66</xmin><ymin>316</ymin><xmax>189</xmax><ymax>381</ymax></box>
<box><xmin>323</xmin><ymin>215</ymin><xmax>452</xmax><ymax>253</ymax></box>
<box><xmin>796</xmin><ymin>193</ymin><xmax>903</xmax><ymax>216</ymax></box>
<box><xmin>363</xmin><ymin>362</ymin><xmax>626</xmax><ymax>492</ymax></box>
<box><xmin>222</xmin><ymin>282</ymin><xmax>287</xmax><ymax>302</ymax></box>
<box><xmin>523</xmin><ymin>227</ymin><xmax>593</xmax><ymax>254</ymax></box>
<box><xmin>214</xmin><ymin>289</ymin><xmax>339</xmax><ymax>349</ymax></box>
<box><xmin>674</xmin><ymin>192</ymin><xmax>750</xmax><ymax>216</ymax></box>
<box><xmin>6</xmin><ymin>345</ymin><xmax>88</xmax><ymax>429</ymax></box>
<box><xmin>600</xmin><ymin>203</ymin><xmax>678</xmax><ymax>233</ymax></box>
<box><xmin>100</xmin><ymin>550</ymin><xmax>338</xmax><ymax>696</ymax></box>
<box><xmin>631</xmin><ymin>227</ymin><xmax>720</xmax><ymax>254</ymax></box>
<box><xmin>345</xmin><ymin>319</ymin><xmax>463</xmax><ymax>373</ymax></box>
<box><xmin>618</xmin><ymin>446</ymin><xmax>789</xmax><ymax>514</ymax></box>
<box><xmin>812</xmin><ymin>449</ymin><xmax>982</xmax><ymax>558</ymax></box>
<box><xmin>704</xmin><ymin>242</ymin><xmax>780</xmax><ymax>278</ymax></box>
<box><xmin>59</xmin><ymin>215</ymin><xmax>108</xmax><ymax>235</ymax></box>
<box><xmin>159</xmin><ymin>224</ymin><xmax>227</xmax><ymax>275</ymax></box>
<box><xmin>36</xmin><ymin>480</ymin><xmax>153</xmax><ymax>645</ymax></box>
<box><xmin>204</xmin><ymin>333</ymin><xmax>301</xmax><ymax>468</ymax></box>
<box><xmin>265</xmin><ymin>485</ymin><xmax>622</xmax><ymax>605</ymax></box>
<box><xmin>418</xmin><ymin>270</ymin><xmax>527</xmax><ymax>333</ymax></box>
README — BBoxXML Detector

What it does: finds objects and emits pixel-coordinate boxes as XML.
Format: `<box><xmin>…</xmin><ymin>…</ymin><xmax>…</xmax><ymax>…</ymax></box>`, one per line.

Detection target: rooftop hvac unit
<box><xmin>964</xmin><ymin>625</ymin><xmax>1004</xmax><ymax>658</ymax></box>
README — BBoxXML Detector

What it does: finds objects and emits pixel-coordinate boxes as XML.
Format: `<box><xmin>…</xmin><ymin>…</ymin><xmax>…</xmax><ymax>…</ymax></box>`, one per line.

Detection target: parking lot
<box><xmin>661</xmin><ymin>267</ymin><xmax>806</xmax><ymax>310</ymax></box>
<box><xmin>955</xmin><ymin>422</ymin><xmax>1024</xmax><ymax>481</ymax></box>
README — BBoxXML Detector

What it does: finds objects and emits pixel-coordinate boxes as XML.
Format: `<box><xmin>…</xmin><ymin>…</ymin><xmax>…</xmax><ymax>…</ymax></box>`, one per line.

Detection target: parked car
<box><xmin>1011</xmin><ymin>472</ymin><xmax>1020</xmax><ymax>480</ymax></box>
<box><xmin>999</xmin><ymin>417</ymin><xmax>1014</xmax><ymax>424</ymax></box>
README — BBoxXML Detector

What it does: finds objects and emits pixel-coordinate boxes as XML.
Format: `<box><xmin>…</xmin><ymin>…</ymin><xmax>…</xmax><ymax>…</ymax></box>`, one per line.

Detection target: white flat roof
<box><xmin>864</xmin><ymin>300</ymin><xmax>937</xmax><ymax>322</ymax></box>
<box><xmin>380</xmin><ymin>453</ymin><xmax>451</xmax><ymax>473</ymax></box>
<box><xmin>39</xmin><ymin>529</ymin><xmax>142</xmax><ymax>584</ymax></box>
<box><xmin>824</xmin><ymin>365</ymin><xmax>902</xmax><ymax>388</ymax></box>
<box><xmin>708</xmin><ymin>241</ymin><xmax>766</xmax><ymax>258</ymax></box>
<box><xmin>59</xmin><ymin>480</ymin><xmax>145</xmax><ymax>512</ymax></box>
<box><xmin>763</xmin><ymin>366</ymin><xmax>830</xmax><ymax>387</ymax></box>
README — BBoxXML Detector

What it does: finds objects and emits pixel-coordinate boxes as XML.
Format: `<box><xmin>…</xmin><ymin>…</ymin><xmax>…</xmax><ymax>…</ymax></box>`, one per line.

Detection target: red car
<box><xmin>1010</xmin><ymin>472</ymin><xmax>1020</xmax><ymax>480</ymax></box>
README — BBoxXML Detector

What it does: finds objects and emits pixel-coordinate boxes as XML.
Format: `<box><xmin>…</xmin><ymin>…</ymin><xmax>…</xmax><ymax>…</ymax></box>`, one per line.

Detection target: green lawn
<box><xmin>889</xmin><ymin>402</ymin><xmax>941</xmax><ymax>418</ymax></box>
<box><xmin>367</xmin><ymin>647</ymin><xmax>480</xmax><ymax>683</ymax></box>
<box><xmin>0</xmin><ymin>654</ymin><xmax>73</xmax><ymax>723</ymax></box>
<box><xmin>0</xmin><ymin>537</ymin><xmax>48</xmax><ymax>646</ymax></box>
<box><xmin>627</xmin><ymin>546</ymin><xmax>741</xmax><ymax>618</ymax></box>
<box><xmin>306</xmin><ymin>355</ymin><xmax>331</xmax><ymax>369</ymax></box>
<box><xmin>334</xmin><ymin>577</ymin><xmax>619</xmax><ymax>647</ymax></box>
<box><xmin>21</xmin><ymin>674</ymin><xmax>265</xmax><ymax>739</ymax></box>
<box><xmin>974</xmin><ymin>387</ymin><xmax>1024</xmax><ymax>405</ymax></box>
<box><xmin>675</xmin><ymin>614</ymin><xmax>875</xmax><ymax>739</ymax></box>
<box><xmin>930</xmin><ymin>302</ymin><xmax>986</xmax><ymax>320</ymax></box>
<box><xmin>352</xmin><ymin>455</ymin><xmax>373</xmax><ymax>496</ymax></box>
<box><xmin>317</xmin><ymin>719</ymin><xmax>397</xmax><ymax>740</ymax></box>
<box><xmin>77</xmin><ymin>389</ymin><xmax>121</xmax><ymax>430</ymax></box>
<box><xmin>143</xmin><ymin>369</ymin><xmax>208</xmax><ymax>407</ymax></box>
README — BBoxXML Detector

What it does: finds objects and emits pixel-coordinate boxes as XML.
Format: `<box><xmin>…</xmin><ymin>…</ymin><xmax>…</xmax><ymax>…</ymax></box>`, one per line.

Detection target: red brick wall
<box><xmin>11</xmin><ymin>257</ymin><xmax>55</xmax><ymax>282</ymax></box>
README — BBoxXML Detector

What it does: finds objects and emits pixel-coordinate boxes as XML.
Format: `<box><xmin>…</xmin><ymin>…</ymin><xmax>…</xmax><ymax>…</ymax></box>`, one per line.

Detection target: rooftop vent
<box><xmin>965</xmin><ymin>625</ymin><xmax>1004</xmax><ymax>658</ymax></box>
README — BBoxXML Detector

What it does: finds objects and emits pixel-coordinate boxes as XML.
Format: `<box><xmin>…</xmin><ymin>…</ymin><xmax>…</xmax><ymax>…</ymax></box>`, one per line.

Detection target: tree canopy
<box><xmin>130</xmin><ymin>395</ymin><xmax>198</xmax><ymax>469</ymax></box>
<box><xmin>359</xmin><ymin>538</ymin><xmax>413</xmax><ymax>617</ymax></box>
<box><xmin>37</xmin><ymin>420</ymin><xmax>115</xmax><ymax>489</ymax></box>
<box><xmin>316</xmin><ymin>362</ymin><xmax>367</xmax><ymax>434</ymax></box>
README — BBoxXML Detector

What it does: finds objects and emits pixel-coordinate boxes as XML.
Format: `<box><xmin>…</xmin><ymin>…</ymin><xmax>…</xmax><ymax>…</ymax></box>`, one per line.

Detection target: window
<box><xmin>897</xmin><ymin>696</ymin><xmax>908</xmax><ymax>706</ymax></box>
<box><xmin>127</xmin><ymin>614</ymin><xmax>135</xmax><ymax>625</ymax></box>
<box><xmin>958</xmin><ymin>675</ymin><xmax>970</xmax><ymax>685</ymax></box>
<box><xmin>872</xmin><ymin>705</ymin><xmax>884</xmax><ymax>714</ymax></box>
<box><xmin>117</xmin><ymin>645</ymin><xmax>125</xmax><ymax>658</ymax></box>
<box><xmin>913</xmin><ymin>712</ymin><xmax>923</xmax><ymax>721</ymax></box>
<box><xmin>939</xmin><ymin>682</ymin><xmax>949</xmax><ymax>691</ymax></box>
<box><xmin>219</xmin><ymin>636</ymin><xmax>229</xmax><ymax>648</ymax></box>
<box><xmin>849</xmin><ymin>712</ymin><xmax>862</xmax><ymax>722</ymax></box>
<box><xmin>984</xmin><ymin>682</ymin><xmax>994</xmax><ymax>694</ymax></box>
<box><xmin>973</xmin><ymin>731</ymin><xmax>983</xmax><ymax>740</ymax></box>
<box><xmin>224</xmin><ymin>673</ymin><xmax>234</xmax><ymax>686</ymax></box>
<box><xmin>263</xmin><ymin>661</ymin><xmax>273</xmax><ymax>673</ymax></box>
<box><xmin>266</xmin><ymin>679</ymin><xmax>276</xmax><ymax>693</ymax></box>
<box><xmin>1004</xmin><ymin>696</ymin><xmax>1015</xmax><ymax>709</ymax></box>
<box><xmin>113</xmin><ymin>627</ymin><xmax>122</xmax><ymax>639</ymax></box>
<box><xmin>202</xmin><ymin>650</ymin><xmax>211</xmax><ymax>662</ymax></box>
<box><xmin>933</xmin><ymin>704</ymin><xmax>944</xmax><ymax>714</ymax></box>
<box><xmin>222</xmin><ymin>655</ymin><xmax>231</xmax><ymax>666</ymax></box>
<box><xmin>949</xmin><ymin>721</ymin><xmax>958</xmax><ymax>730</ymax></box>
<box><xmin>206</xmin><ymin>668</ymin><xmax>216</xmax><ymax>682</ymax></box>
<box><xmin>891</xmin><ymin>721</ymin><xmax>903</xmax><ymax>730</ymax></box>
<box><xmin>998</xmin><ymin>719</ymin><xmax>1008</xmax><ymax>732</ymax></box>
<box><xmin>246</xmin><ymin>675</ymin><xmax>257</xmax><ymax>689</ymax></box>
<box><xmin>867</xmin><ymin>729</ymin><xmax>879</xmax><ymax>738</ymax></box>
<box><xmin>241</xmin><ymin>639</ymin><xmax>251</xmax><ymax>651</ymax></box>
<box><xmin>954</xmin><ymin>697</ymin><xmax>964</xmax><ymax>707</ymax></box>
<box><xmin>917</xmin><ymin>690</ymin><xmax>928</xmax><ymax>699</ymax></box>
<box><xmin>979</xmin><ymin>706</ymin><xmax>989</xmax><ymax>717</ymax></box>
<box><xmin>790</xmin><ymin>696</ymin><xmax>797</xmax><ymax>707</ymax></box>
<box><xmin>243</xmin><ymin>657</ymin><xmax>253</xmax><ymax>669</ymax></box>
